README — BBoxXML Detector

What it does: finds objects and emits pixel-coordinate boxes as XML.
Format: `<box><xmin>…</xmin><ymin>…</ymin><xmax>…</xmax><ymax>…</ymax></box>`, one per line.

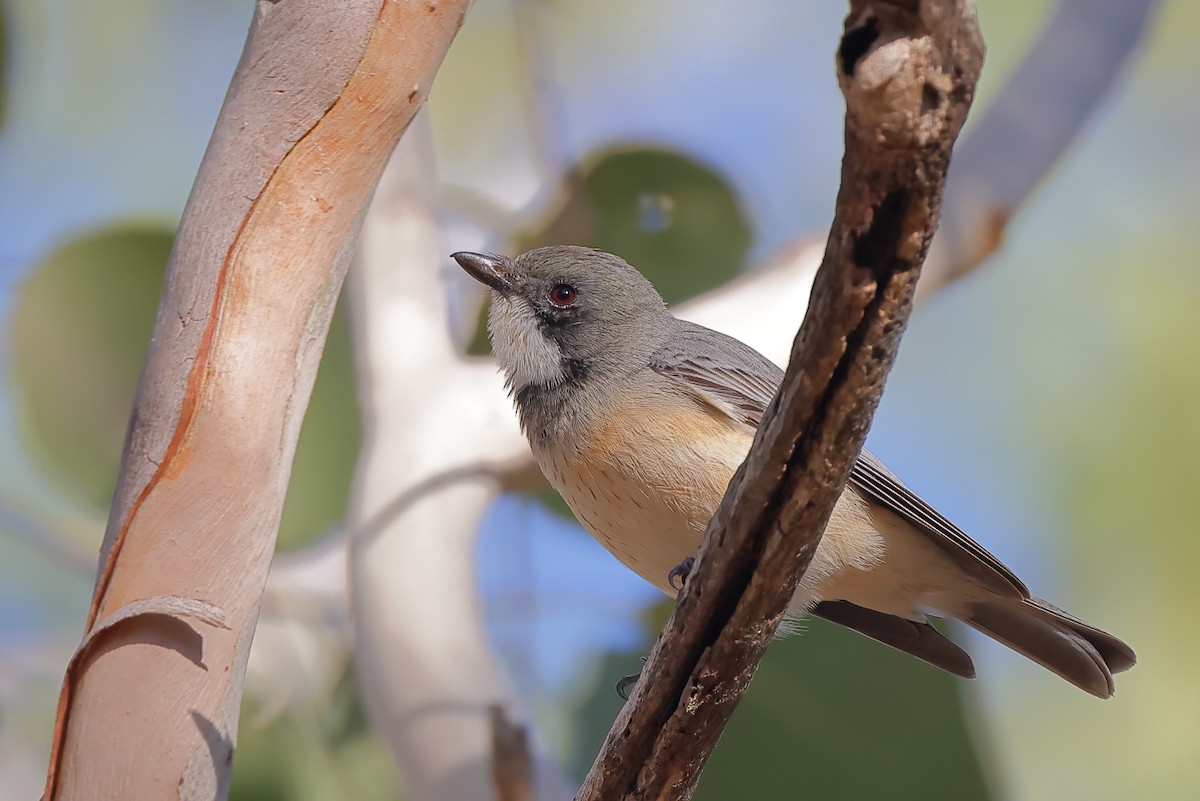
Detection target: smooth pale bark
<box><xmin>44</xmin><ymin>2</ymin><xmax>471</xmax><ymax>799</ymax></box>
<box><xmin>345</xmin><ymin>116</ymin><xmax>573</xmax><ymax>801</ymax></box>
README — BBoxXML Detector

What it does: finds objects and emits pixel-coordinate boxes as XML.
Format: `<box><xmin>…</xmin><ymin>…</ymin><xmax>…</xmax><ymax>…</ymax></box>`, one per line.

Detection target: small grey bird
<box><xmin>453</xmin><ymin>245</ymin><xmax>1135</xmax><ymax>697</ymax></box>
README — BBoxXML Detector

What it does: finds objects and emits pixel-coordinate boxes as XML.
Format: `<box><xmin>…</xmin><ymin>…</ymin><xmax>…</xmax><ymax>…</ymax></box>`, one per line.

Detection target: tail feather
<box><xmin>965</xmin><ymin>597</ymin><xmax>1136</xmax><ymax>699</ymax></box>
<box><xmin>1025</xmin><ymin>597</ymin><xmax>1137</xmax><ymax>674</ymax></box>
<box><xmin>813</xmin><ymin>601</ymin><xmax>976</xmax><ymax>679</ymax></box>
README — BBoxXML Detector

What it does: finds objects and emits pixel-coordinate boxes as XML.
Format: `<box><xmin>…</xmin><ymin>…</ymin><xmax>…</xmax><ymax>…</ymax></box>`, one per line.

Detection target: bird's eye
<box><xmin>548</xmin><ymin>283</ymin><xmax>577</xmax><ymax>307</ymax></box>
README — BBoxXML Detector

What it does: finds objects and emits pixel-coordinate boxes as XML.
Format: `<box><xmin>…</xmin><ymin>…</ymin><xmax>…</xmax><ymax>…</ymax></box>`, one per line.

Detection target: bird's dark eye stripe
<box><xmin>534</xmin><ymin>309</ymin><xmax>571</xmax><ymax>332</ymax></box>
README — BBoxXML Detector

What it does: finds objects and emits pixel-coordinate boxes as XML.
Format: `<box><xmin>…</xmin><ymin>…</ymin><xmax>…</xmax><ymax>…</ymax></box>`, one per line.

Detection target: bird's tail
<box><xmin>964</xmin><ymin>597</ymin><xmax>1136</xmax><ymax>698</ymax></box>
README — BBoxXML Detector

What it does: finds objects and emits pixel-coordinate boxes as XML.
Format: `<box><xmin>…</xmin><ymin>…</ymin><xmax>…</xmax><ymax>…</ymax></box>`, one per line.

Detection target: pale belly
<box><xmin>535</xmin><ymin>403</ymin><xmax>738</xmax><ymax>596</ymax></box>
<box><xmin>530</xmin><ymin>393</ymin><xmax>950</xmax><ymax>616</ymax></box>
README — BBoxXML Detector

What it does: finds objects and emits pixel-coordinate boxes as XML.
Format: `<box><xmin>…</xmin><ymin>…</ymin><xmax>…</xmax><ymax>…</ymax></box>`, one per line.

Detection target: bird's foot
<box><xmin>615</xmin><ymin>657</ymin><xmax>648</xmax><ymax>700</ymax></box>
<box><xmin>668</xmin><ymin>556</ymin><xmax>696</xmax><ymax>592</ymax></box>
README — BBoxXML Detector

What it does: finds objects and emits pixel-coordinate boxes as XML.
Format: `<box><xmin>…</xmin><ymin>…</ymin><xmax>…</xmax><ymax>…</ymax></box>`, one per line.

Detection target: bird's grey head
<box><xmin>452</xmin><ymin>246</ymin><xmax>675</xmax><ymax>395</ymax></box>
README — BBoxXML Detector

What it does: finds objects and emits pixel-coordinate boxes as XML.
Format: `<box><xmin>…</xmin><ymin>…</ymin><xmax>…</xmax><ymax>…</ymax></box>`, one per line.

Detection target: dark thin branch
<box><xmin>576</xmin><ymin>2</ymin><xmax>985</xmax><ymax>800</ymax></box>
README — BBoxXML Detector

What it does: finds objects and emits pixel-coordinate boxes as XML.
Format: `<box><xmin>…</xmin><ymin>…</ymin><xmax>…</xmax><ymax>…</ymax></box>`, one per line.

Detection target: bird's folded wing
<box><xmin>652</xmin><ymin>320</ymin><xmax>1028</xmax><ymax>600</ymax></box>
<box><xmin>649</xmin><ymin>320</ymin><xmax>783</xmax><ymax>430</ymax></box>
<box><xmin>850</xmin><ymin>452</ymin><xmax>1028</xmax><ymax>599</ymax></box>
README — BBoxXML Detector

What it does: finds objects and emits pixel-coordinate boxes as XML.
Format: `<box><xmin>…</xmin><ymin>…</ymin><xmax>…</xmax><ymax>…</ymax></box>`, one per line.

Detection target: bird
<box><xmin>452</xmin><ymin>245</ymin><xmax>1136</xmax><ymax>698</ymax></box>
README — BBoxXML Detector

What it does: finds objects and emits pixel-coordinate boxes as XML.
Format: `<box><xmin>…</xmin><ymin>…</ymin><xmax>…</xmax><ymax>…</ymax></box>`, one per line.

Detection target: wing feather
<box><xmin>650</xmin><ymin>320</ymin><xmax>1026</xmax><ymax>599</ymax></box>
<box><xmin>850</xmin><ymin>452</ymin><xmax>1027</xmax><ymax>597</ymax></box>
<box><xmin>649</xmin><ymin>321</ymin><xmax>782</xmax><ymax>429</ymax></box>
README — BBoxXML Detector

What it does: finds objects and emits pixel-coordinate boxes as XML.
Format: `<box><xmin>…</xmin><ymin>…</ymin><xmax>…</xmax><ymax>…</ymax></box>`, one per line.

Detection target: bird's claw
<box><xmin>668</xmin><ymin>556</ymin><xmax>696</xmax><ymax>592</ymax></box>
<box><xmin>615</xmin><ymin>657</ymin><xmax>648</xmax><ymax>700</ymax></box>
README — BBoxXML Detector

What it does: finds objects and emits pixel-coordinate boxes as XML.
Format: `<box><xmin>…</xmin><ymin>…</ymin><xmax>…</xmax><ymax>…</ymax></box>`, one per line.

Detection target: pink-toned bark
<box><xmin>44</xmin><ymin>2</ymin><xmax>471</xmax><ymax>798</ymax></box>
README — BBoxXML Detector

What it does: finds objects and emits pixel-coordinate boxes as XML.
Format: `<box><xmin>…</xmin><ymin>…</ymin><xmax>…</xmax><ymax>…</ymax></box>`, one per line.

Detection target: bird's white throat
<box><xmin>488</xmin><ymin>294</ymin><xmax>567</xmax><ymax>391</ymax></box>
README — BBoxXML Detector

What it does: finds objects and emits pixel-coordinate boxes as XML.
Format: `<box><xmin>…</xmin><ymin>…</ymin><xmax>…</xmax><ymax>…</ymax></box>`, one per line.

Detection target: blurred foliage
<box><xmin>468</xmin><ymin>145</ymin><xmax>752</xmax><ymax>356</ymax></box>
<box><xmin>232</xmin><ymin>667</ymin><xmax>403</xmax><ymax>801</ymax></box>
<box><xmin>702</xmin><ymin>623</ymin><xmax>993</xmax><ymax>801</ymax></box>
<box><xmin>519</xmin><ymin>146</ymin><xmax>753</xmax><ymax>303</ymax></box>
<box><xmin>569</xmin><ymin>601</ymin><xmax>995</xmax><ymax>800</ymax></box>
<box><xmin>7</xmin><ymin>224</ymin><xmax>360</xmax><ymax>549</ymax></box>
<box><xmin>990</xmin><ymin>233</ymin><xmax>1200</xmax><ymax>799</ymax></box>
<box><xmin>9</xmin><ymin>225</ymin><xmax>171</xmax><ymax>509</ymax></box>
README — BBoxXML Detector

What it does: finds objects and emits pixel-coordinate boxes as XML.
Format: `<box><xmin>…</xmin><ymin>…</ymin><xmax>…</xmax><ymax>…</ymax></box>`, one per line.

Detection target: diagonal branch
<box><xmin>922</xmin><ymin>0</ymin><xmax>1163</xmax><ymax>297</ymax></box>
<box><xmin>577</xmin><ymin>2</ymin><xmax>985</xmax><ymax>799</ymax></box>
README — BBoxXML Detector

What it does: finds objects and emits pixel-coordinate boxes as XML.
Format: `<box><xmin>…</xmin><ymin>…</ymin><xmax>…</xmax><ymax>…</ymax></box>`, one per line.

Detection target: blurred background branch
<box><xmin>923</xmin><ymin>0</ymin><xmax>1164</xmax><ymax>298</ymax></box>
<box><xmin>345</xmin><ymin>111</ymin><xmax>573</xmax><ymax>801</ymax></box>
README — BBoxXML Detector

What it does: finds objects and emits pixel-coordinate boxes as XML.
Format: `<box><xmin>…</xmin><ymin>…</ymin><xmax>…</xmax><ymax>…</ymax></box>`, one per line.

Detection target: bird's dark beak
<box><xmin>452</xmin><ymin>251</ymin><xmax>516</xmax><ymax>295</ymax></box>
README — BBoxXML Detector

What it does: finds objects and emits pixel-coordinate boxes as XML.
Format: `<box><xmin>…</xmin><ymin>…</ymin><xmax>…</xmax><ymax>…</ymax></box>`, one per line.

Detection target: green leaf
<box><xmin>10</xmin><ymin>225</ymin><xmax>174</xmax><ymax>511</ymax></box>
<box><xmin>468</xmin><ymin>145</ymin><xmax>753</xmax><ymax>356</ymax></box>
<box><xmin>8</xmin><ymin>223</ymin><xmax>359</xmax><ymax>549</ymax></box>
<box><xmin>552</xmin><ymin>146</ymin><xmax>753</xmax><ymax>305</ymax></box>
